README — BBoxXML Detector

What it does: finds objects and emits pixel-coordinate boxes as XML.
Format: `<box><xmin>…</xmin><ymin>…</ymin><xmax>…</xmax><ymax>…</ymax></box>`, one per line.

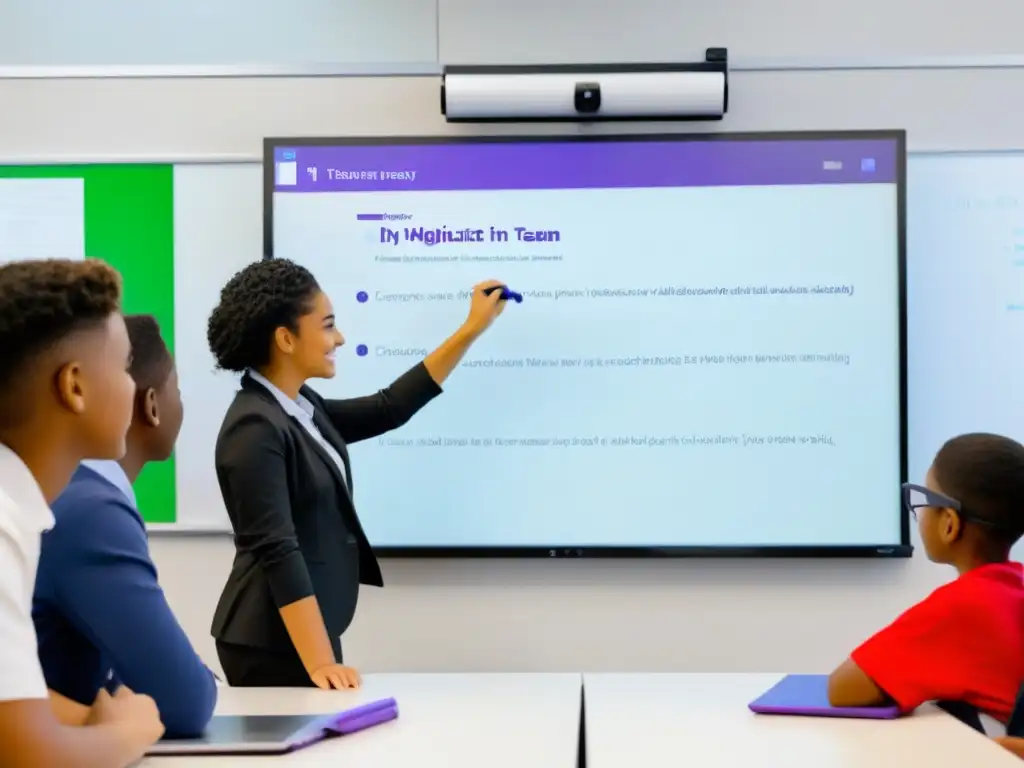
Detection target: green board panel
<box><xmin>0</xmin><ymin>165</ymin><xmax>177</xmax><ymax>523</ymax></box>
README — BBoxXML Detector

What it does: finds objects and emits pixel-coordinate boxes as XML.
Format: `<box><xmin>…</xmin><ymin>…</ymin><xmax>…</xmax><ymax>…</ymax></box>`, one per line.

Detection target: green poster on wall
<box><xmin>0</xmin><ymin>164</ymin><xmax>177</xmax><ymax>523</ymax></box>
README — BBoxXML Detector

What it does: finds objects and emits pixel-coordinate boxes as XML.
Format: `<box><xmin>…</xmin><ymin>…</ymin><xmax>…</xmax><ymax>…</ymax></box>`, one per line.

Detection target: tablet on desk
<box><xmin>145</xmin><ymin>698</ymin><xmax>399</xmax><ymax>756</ymax></box>
<box><xmin>749</xmin><ymin>674</ymin><xmax>902</xmax><ymax>720</ymax></box>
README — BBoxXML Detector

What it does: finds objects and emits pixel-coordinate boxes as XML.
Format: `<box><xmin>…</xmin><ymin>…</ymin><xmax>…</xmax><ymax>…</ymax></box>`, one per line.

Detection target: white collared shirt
<box><xmin>0</xmin><ymin>443</ymin><xmax>54</xmax><ymax>701</ymax></box>
<box><xmin>247</xmin><ymin>370</ymin><xmax>348</xmax><ymax>487</ymax></box>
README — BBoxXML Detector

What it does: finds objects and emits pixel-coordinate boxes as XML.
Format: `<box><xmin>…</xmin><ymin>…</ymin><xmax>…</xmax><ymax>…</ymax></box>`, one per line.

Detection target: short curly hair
<box><xmin>932</xmin><ymin>432</ymin><xmax>1024</xmax><ymax>548</ymax></box>
<box><xmin>0</xmin><ymin>258</ymin><xmax>123</xmax><ymax>396</ymax></box>
<box><xmin>207</xmin><ymin>258</ymin><xmax>320</xmax><ymax>373</ymax></box>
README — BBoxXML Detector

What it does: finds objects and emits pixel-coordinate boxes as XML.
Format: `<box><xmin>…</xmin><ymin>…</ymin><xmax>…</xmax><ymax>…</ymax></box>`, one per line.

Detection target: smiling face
<box><xmin>287</xmin><ymin>290</ymin><xmax>345</xmax><ymax>379</ymax></box>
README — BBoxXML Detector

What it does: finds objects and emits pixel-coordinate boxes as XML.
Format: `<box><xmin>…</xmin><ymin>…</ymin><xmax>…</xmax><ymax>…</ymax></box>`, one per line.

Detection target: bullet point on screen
<box><xmin>356</xmin><ymin>291</ymin><xmax>369</xmax><ymax>303</ymax></box>
<box><xmin>356</xmin><ymin>344</ymin><xmax>368</xmax><ymax>357</ymax></box>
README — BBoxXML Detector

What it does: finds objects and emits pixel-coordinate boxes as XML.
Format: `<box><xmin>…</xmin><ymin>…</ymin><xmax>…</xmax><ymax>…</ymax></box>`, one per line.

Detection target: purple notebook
<box><xmin>146</xmin><ymin>697</ymin><xmax>399</xmax><ymax>756</ymax></box>
<box><xmin>748</xmin><ymin>675</ymin><xmax>902</xmax><ymax>719</ymax></box>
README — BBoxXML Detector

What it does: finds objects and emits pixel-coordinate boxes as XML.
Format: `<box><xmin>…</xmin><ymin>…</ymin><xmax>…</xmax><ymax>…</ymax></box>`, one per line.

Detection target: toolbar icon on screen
<box><xmin>276</xmin><ymin>161</ymin><xmax>297</xmax><ymax>186</ymax></box>
<box><xmin>306</xmin><ymin>167</ymin><xmax>318</xmax><ymax>183</ymax></box>
<box><xmin>861</xmin><ymin>157</ymin><xmax>876</xmax><ymax>173</ymax></box>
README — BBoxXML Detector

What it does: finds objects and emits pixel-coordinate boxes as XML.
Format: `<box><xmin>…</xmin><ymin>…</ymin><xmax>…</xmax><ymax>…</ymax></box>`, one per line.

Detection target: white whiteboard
<box><xmin>0</xmin><ymin>178</ymin><xmax>84</xmax><ymax>261</ymax></box>
<box><xmin>165</xmin><ymin>164</ymin><xmax>262</xmax><ymax>532</ymax></box>
<box><xmin>906</xmin><ymin>153</ymin><xmax>1024</xmax><ymax>479</ymax></box>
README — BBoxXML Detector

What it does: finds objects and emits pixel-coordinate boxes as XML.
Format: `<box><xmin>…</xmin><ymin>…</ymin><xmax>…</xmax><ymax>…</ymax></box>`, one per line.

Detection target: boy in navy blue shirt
<box><xmin>34</xmin><ymin>314</ymin><xmax>217</xmax><ymax>738</ymax></box>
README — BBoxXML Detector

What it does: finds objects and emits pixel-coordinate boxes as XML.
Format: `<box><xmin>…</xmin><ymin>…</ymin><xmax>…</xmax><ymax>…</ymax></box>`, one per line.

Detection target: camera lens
<box><xmin>574</xmin><ymin>82</ymin><xmax>601</xmax><ymax>114</ymax></box>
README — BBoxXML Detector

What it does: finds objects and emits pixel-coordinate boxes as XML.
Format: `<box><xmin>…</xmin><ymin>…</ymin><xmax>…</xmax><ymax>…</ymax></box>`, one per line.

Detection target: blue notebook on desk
<box><xmin>749</xmin><ymin>675</ymin><xmax>902</xmax><ymax>719</ymax></box>
<box><xmin>145</xmin><ymin>697</ymin><xmax>399</xmax><ymax>756</ymax></box>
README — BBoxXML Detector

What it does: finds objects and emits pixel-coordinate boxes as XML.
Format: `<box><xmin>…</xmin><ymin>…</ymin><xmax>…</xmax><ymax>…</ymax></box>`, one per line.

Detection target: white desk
<box><xmin>141</xmin><ymin>673</ymin><xmax>581</xmax><ymax>767</ymax></box>
<box><xmin>583</xmin><ymin>673</ymin><xmax>1022</xmax><ymax>768</ymax></box>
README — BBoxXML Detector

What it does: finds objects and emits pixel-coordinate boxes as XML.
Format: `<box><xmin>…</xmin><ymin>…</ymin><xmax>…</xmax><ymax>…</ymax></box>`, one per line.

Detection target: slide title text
<box><xmin>380</xmin><ymin>226</ymin><xmax>561</xmax><ymax>247</ymax></box>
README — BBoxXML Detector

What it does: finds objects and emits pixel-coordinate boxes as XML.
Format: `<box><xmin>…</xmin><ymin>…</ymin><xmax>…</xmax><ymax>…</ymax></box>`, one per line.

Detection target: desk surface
<box><xmin>583</xmin><ymin>673</ymin><xmax>1022</xmax><ymax>768</ymax></box>
<box><xmin>141</xmin><ymin>673</ymin><xmax>580</xmax><ymax>767</ymax></box>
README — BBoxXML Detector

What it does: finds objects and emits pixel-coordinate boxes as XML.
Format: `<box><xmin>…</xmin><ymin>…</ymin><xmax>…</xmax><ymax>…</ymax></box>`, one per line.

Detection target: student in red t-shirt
<box><xmin>827</xmin><ymin>432</ymin><xmax>1024</xmax><ymax>729</ymax></box>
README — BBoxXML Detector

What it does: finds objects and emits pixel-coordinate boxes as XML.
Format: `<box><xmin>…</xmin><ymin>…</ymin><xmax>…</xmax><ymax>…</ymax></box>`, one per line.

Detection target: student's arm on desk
<box><xmin>996</xmin><ymin>737</ymin><xmax>1024</xmax><ymax>759</ymax></box>
<box><xmin>828</xmin><ymin>597</ymin><xmax>955</xmax><ymax>709</ymax></box>
<box><xmin>0</xmin><ymin>533</ymin><xmax>161</xmax><ymax>766</ymax></box>
<box><xmin>0</xmin><ymin>698</ymin><xmax>164</xmax><ymax>768</ymax></box>
<box><xmin>827</xmin><ymin>659</ymin><xmax>890</xmax><ymax>707</ymax></box>
<box><xmin>49</xmin><ymin>690</ymin><xmax>90</xmax><ymax>725</ymax></box>
<box><xmin>48</xmin><ymin>493</ymin><xmax>217</xmax><ymax>737</ymax></box>
<box><xmin>220</xmin><ymin>416</ymin><xmax>355</xmax><ymax>688</ymax></box>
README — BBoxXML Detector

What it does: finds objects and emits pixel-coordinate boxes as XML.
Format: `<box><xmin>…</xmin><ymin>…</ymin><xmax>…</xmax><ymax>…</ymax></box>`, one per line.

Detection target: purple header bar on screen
<box><xmin>272</xmin><ymin>139</ymin><xmax>898</xmax><ymax>193</ymax></box>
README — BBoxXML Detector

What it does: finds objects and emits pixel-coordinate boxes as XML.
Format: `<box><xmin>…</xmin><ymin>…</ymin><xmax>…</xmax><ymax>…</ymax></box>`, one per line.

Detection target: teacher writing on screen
<box><xmin>206</xmin><ymin>258</ymin><xmax>507</xmax><ymax>688</ymax></box>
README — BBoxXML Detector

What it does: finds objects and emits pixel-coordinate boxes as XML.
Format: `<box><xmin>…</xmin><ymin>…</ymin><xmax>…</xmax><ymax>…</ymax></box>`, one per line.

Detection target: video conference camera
<box><xmin>441</xmin><ymin>48</ymin><xmax>728</xmax><ymax>123</ymax></box>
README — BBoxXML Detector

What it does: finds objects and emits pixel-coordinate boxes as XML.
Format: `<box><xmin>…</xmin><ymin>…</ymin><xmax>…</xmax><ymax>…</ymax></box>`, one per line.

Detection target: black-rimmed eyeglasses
<box><xmin>902</xmin><ymin>483</ymin><xmax>960</xmax><ymax>522</ymax></box>
<box><xmin>902</xmin><ymin>482</ymin><xmax>997</xmax><ymax>529</ymax></box>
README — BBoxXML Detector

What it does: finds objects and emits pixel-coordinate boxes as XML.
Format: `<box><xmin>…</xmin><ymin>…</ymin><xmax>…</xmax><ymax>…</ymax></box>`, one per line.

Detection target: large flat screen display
<box><xmin>265</xmin><ymin>130</ymin><xmax>908</xmax><ymax>558</ymax></box>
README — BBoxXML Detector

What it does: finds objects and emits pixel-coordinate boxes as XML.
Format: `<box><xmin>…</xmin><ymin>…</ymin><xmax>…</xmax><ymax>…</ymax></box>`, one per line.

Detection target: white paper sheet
<box><xmin>0</xmin><ymin>178</ymin><xmax>86</xmax><ymax>263</ymax></box>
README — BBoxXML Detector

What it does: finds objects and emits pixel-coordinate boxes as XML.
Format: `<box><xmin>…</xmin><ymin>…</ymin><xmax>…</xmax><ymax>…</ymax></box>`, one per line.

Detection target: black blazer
<box><xmin>210</xmin><ymin>362</ymin><xmax>441</xmax><ymax>653</ymax></box>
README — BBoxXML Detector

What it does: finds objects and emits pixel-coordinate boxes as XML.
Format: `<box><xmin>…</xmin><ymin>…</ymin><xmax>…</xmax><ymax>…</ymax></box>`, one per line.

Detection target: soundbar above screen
<box><xmin>265</xmin><ymin>131</ymin><xmax>908</xmax><ymax>558</ymax></box>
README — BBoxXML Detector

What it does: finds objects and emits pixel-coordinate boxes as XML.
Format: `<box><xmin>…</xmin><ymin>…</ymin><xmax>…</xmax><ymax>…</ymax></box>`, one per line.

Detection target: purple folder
<box><xmin>323</xmin><ymin>697</ymin><xmax>400</xmax><ymax>735</ymax></box>
<box><xmin>748</xmin><ymin>675</ymin><xmax>902</xmax><ymax>719</ymax></box>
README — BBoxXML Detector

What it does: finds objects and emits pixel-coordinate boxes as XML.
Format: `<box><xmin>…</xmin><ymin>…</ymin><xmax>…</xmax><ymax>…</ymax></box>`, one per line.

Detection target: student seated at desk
<box><xmin>34</xmin><ymin>314</ymin><xmax>218</xmax><ymax>738</ymax></box>
<box><xmin>828</xmin><ymin>432</ymin><xmax>1024</xmax><ymax>731</ymax></box>
<box><xmin>0</xmin><ymin>260</ymin><xmax>165</xmax><ymax>767</ymax></box>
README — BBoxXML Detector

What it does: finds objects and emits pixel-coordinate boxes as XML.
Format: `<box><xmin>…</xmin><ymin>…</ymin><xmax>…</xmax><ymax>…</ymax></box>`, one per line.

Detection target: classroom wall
<box><xmin>3</xmin><ymin>1</ymin><xmax>1024</xmax><ymax>675</ymax></box>
<box><xmin>0</xmin><ymin>0</ymin><xmax>436</xmax><ymax>67</ymax></box>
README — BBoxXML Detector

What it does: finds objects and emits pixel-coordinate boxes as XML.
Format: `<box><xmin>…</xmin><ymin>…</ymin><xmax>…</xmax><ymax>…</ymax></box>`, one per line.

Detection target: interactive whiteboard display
<box><xmin>266</xmin><ymin>132</ymin><xmax>907</xmax><ymax>556</ymax></box>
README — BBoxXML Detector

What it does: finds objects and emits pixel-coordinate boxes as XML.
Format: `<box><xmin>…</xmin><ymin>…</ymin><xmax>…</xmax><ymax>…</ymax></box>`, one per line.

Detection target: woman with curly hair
<box><xmin>206</xmin><ymin>258</ymin><xmax>507</xmax><ymax>688</ymax></box>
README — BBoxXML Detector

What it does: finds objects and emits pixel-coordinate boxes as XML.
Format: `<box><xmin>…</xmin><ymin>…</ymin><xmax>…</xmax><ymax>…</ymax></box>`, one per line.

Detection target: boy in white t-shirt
<box><xmin>0</xmin><ymin>259</ymin><xmax>165</xmax><ymax>767</ymax></box>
